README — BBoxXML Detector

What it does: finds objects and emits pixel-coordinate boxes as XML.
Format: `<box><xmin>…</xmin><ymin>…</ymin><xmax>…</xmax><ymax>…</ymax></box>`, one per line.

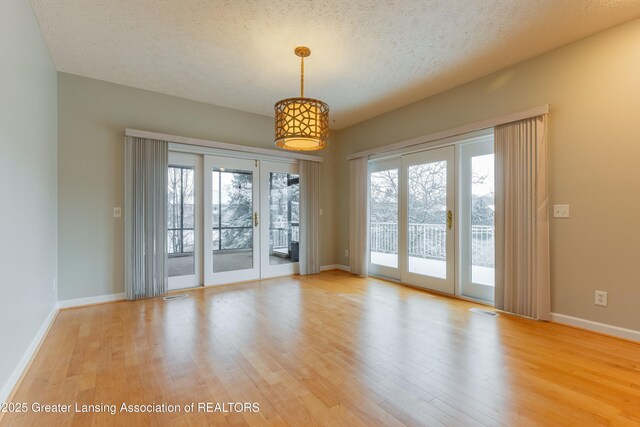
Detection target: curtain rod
<box><xmin>125</xmin><ymin>129</ymin><xmax>324</xmax><ymax>163</ymax></box>
<box><xmin>347</xmin><ymin>104</ymin><xmax>549</xmax><ymax>160</ymax></box>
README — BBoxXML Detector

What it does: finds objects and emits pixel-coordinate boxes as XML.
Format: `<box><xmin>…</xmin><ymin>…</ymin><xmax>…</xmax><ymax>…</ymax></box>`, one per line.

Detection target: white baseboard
<box><xmin>0</xmin><ymin>306</ymin><xmax>58</xmax><ymax>404</ymax></box>
<box><xmin>0</xmin><ymin>292</ymin><xmax>126</xmax><ymax>405</ymax></box>
<box><xmin>320</xmin><ymin>264</ymin><xmax>351</xmax><ymax>272</ymax></box>
<box><xmin>551</xmin><ymin>313</ymin><xmax>640</xmax><ymax>342</ymax></box>
<box><xmin>58</xmin><ymin>292</ymin><xmax>126</xmax><ymax>309</ymax></box>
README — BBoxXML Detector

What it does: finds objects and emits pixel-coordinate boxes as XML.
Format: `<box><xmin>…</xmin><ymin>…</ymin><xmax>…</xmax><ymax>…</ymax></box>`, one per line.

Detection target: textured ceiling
<box><xmin>32</xmin><ymin>0</ymin><xmax>640</xmax><ymax>129</ymax></box>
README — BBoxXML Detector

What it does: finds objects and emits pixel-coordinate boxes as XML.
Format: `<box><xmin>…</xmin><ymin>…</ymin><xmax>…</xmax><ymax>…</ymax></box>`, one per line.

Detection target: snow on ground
<box><xmin>370</xmin><ymin>252</ymin><xmax>494</xmax><ymax>286</ymax></box>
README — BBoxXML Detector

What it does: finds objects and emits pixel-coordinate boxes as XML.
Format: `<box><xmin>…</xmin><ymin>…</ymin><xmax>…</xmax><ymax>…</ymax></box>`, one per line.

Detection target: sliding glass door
<box><xmin>401</xmin><ymin>146</ymin><xmax>456</xmax><ymax>294</ymax></box>
<box><xmin>203</xmin><ymin>156</ymin><xmax>260</xmax><ymax>285</ymax></box>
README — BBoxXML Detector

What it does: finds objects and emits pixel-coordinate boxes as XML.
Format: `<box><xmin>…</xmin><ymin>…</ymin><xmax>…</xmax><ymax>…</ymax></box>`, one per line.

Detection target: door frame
<box><xmin>203</xmin><ymin>155</ymin><xmax>260</xmax><ymax>286</ymax></box>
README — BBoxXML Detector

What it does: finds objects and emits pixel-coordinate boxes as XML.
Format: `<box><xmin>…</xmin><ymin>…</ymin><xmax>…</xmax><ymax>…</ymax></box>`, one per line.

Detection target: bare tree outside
<box><xmin>369</xmin><ymin>169</ymin><xmax>398</xmax><ymax>223</ymax></box>
<box><xmin>471</xmin><ymin>154</ymin><xmax>495</xmax><ymax>283</ymax></box>
<box><xmin>370</xmin><ymin>168</ymin><xmax>399</xmax><ymax>267</ymax></box>
<box><xmin>168</xmin><ymin>165</ymin><xmax>195</xmax><ymax>277</ymax></box>
<box><xmin>408</xmin><ymin>162</ymin><xmax>447</xmax><ymax>224</ymax></box>
<box><xmin>168</xmin><ymin>166</ymin><xmax>194</xmax><ymax>254</ymax></box>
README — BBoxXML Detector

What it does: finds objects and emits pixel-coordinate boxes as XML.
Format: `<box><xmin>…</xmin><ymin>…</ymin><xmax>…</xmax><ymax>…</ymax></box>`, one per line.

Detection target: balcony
<box><xmin>270</xmin><ymin>222</ymin><xmax>299</xmax><ymax>257</ymax></box>
<box><xmin>370</xmin><ymin>222</ymin><xmax>495</xmax><ymax>285</ymax></box>
<box><xmin>167</xmin><ymin>223</ymin><xmax>300</xmax><ymax>276</ymax></box>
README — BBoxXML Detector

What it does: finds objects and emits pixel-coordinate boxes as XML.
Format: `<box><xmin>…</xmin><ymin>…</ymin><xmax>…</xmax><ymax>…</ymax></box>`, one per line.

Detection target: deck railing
<box><xmin>370</xmin><ymin>222</ymin><xmax>494</xmax><ymax>267</ymax></box>
<box><xmin>270</xmin><ymin>223</ymin><xmax>299</xmax><ymax>249</ymax></box>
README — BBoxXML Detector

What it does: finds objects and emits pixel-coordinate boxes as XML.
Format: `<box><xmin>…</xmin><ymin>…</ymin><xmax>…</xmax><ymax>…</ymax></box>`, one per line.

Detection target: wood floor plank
<box><xmin>2</xmin><ymin>270</ymin><xmax>640</xmax><ymax>426</ymax></box>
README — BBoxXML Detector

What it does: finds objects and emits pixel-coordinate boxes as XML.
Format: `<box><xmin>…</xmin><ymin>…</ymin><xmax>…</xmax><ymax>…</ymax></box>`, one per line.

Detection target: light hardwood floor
<box><xmin>2</xmin><ymin>270</ymin><xmax>640</xmax><ymax>426</ymax></box>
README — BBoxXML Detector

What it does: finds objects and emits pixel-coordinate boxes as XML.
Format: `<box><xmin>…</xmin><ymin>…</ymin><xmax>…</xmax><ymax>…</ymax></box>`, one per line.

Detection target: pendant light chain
<box><xmin>300</xmin><ymin>55</ymin><xmax>304</xmax><ymax>98</ymax></box>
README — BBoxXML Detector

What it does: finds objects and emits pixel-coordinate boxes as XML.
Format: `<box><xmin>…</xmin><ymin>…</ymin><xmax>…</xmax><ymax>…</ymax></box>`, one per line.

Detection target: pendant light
<box><xmin>274</xmin><ymin>46</ymin><xmax>329</xmax><ymax>151</ymax></box>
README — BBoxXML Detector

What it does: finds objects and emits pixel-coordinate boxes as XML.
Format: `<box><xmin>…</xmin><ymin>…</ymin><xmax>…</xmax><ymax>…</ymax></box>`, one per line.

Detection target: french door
<box><xmin>260</xmin><ymin>161</ymin><xmax>300</xmax><ymax>278</ymax></box>
<box><xmin>169</xmin><ymin>154</ymin><xmax>301</xmax><ymax>289</ymax></box>
<box><xmin>401</xmin><ymin>147</ymin><xmax>456</xmax><ymax>294</ymax></box>
<box><xmin>203</xmin><ymin>156</ymin><xmax>260</xmax><ymax>285</ymax></box>
<box><xmin>368</xmin><ymin>135</ymin><xmax>495</xmax><ymax>303</ymax></box>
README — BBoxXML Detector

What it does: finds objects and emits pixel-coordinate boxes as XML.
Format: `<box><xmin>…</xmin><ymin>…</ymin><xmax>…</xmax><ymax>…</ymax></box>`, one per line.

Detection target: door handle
<box><xmin>254</xmin><ymin>211</ymin><xmax>259</xmax><ymax>227</ymax></box>
<box><xmin>447</xmin><ymin>210</ymin><xmax>453</xmax><ymax>230</ymax></box>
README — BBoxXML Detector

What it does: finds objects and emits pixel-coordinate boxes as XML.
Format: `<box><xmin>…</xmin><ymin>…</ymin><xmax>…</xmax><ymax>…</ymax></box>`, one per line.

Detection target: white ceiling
<box><xmin>32</xmin><ymin>0</ymin><xmax>640</xmax><ymax>129</ymax></box>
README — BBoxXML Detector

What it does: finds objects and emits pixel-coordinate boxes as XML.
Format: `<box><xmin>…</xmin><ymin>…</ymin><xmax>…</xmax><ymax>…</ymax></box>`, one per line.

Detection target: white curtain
<box><xmin>124</xmin><ymin>136</ymin><xmax>168</xmax><ymax>300</ymax></box>
<box><xmin>299</xmin><ymin>160</ymin><xmax>321</xmax><ymax>275</ymax></box>
<box><xmin>349</xmin><ymin>157</ymin><xmax>368</xmax><ymax>276</ymax></box>
<box><xmin>494</xmin><ymin>115</ymin><xmax>550</xmax><ymax>320</ymax></box>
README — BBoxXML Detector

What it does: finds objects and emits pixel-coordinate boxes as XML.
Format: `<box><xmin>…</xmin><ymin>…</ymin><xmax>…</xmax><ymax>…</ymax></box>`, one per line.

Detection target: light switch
<box><xmin>113</xmin><ymin>207</ymin><xmax>122</xmax><ymax>218</ymax></box>
<box><xmin>553</xmin><ymin>204</ymin><xmax>569</xmax><ymax>218</ymax></box>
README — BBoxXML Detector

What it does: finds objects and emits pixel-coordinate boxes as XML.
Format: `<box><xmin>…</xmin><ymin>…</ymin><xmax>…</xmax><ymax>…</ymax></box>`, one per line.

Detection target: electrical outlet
<box><xmin>344</xmin><ymin>249</ymin><xmax>349</xmax><ymax>258</ymax></box>
<box><xmin>595</xmin><ymin>290</ymin><xmax>607</xmax><ymax>307</ymax></box>
<box><xmin>113</xmin><ymin>207</ymin><xmax>122</xmax><ymax>218</ymax></box>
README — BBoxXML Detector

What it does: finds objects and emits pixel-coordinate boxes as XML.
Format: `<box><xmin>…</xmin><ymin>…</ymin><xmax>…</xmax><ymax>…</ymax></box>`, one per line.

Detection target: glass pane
<box><xmin>221</xmin><ymin>228</ymin><xmax>252</xmax><ymax>250</ymax></box>
<box><xmin>168</xmin><ymin>229</ymin><xmax>179</xmax><ymax>254</ymax></box>
<box><xmin>182</xmin><ymin>168</ymin><xmax>194</xmax><ymax>229</ymax></box>
<box><xmin>212</xmin><ymin>171</ymin><xmax>220</xmax><ymax>226</ymax></box>
<box><xmin>269</xmin><ymin>173</ymin><xmax>300</xmax><ymax>265</ymax></box>
<box><xmin>167</xmin><ymin>166</ymin><xmax>195</xmax><ymax>277</ymax></box>
<box><xmin>212</xmin><ymin>229</ymin><xmax>220</xmax><ymax>251</ymax></box>
<box><xmin>182</xmin><ymin>230</ymin><xmax>194</xmax><ymax>253</ymax></box>
<box><xmin>211</xmin><ymin>168</ymin><xmax>254</xmax><ymax>273</ymax></box>
<box><xmin>408</xmin><ymin>161</ymin><xmax>447</xmax><ymax>279</ymax></box>
<box><xmin>220</xmin><ymin>170</ymin><xmax>252</xmax><ymax>227</ymax></box>
<box><xmin>471</xmin><ymin>154</ymin><xmax>495</xmax><ymax>286</ymax></box>
<box><xmin>168</xmin><ymin>168</ymin><xmax>181</xmax><ymax>230</ymax></box>
<box><xmin>369</xmin><ymin>169</ymin><xmax>398</xmax><ymax>268</ymax></box>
